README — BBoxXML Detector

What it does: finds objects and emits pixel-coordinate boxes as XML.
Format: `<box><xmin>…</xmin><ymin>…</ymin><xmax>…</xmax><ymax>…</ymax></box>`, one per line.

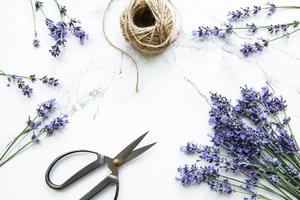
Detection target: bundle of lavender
<box><xmin>0</xmin><ymin>99</ymin><xmax>68</xmax><ymax>167</ymax></box>
<box><xmin>30</xmin><ymin>0</ymin><xmax>88</xmax><ymax>57</ymax></box>
<box><xmin>193</xmin><ymin>2</ymin><xmax>300</xmax><ymax>57</ymax></box>
<box><xmin>177</xmin><ymin>86</ymin><xmax>300</xmax><ymax>200</ymax></box>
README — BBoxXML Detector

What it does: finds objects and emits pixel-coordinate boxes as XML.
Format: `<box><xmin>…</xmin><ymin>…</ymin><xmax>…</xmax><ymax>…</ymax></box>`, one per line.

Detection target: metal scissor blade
<box><xmin>114</xmin><ymin>131</ymin><xmax>149</xmax><ymax>163</ymax></box>
<box><xmin>124</xmin><ymin>142</ymin><xmax>156</xmax><ymax>163</ymax></box>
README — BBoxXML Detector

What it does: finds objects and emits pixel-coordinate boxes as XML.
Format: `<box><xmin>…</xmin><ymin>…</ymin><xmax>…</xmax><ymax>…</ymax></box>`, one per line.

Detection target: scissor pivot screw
<box><xmin>112</xmin><ymin>159</ymin><xmax>120</xmax><ymax>166</ymax></box>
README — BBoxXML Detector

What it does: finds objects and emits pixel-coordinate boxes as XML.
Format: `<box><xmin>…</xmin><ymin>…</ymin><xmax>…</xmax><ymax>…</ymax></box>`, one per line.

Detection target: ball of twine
<box><xmin>120</xmin><ymin>0</ymin><xmax>178</xmax><ymax>55</ymax></box>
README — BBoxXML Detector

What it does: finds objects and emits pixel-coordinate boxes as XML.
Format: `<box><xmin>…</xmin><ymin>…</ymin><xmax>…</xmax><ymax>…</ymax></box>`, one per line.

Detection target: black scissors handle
<box><xmin>80</xmin><ymin>174</ymin><xmax>119</xmax><ymax>200</ymax></box>
<box><xmin>45</xmin><ymin>150</ymin><xmax>107</xmax><ymax>190</ymax></box>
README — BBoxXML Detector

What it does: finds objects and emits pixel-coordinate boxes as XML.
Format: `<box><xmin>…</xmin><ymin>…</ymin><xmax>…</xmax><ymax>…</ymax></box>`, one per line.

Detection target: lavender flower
<box><xmin>227</xmin><ymin>3</ymin><xmax>276</xmax><ymax>22</ymax></box>
<box><xmin>1</xmin><ymin>70</ymin><xmax>59</xmax><ymax>98</ymax></box>
<box><xmin>266</xmin><ymin>2</ymin><xmax>276</xmax><ymax>16</ymax></box>
<box><xmin>246</xmin><ymin>23</ymin><xmax>257</xmax><ymax>33</ymax></box>
<box><xmin>34</xmin><ymin>2</ymin><xmax>88</xmax><ymax>57</ymax></box>
<box><xmin>33</xmin><ymin>39</ymin><xmax>40</xmax><ymax>48</ymax></box>
<box><xmin>35</xmin><ymin>1</ymin><xmax>43</xmax><ymax>11</ymax></box>
<box><xmin>177</xmin><ymin>86</ymin><xmax>300</xmax><ymax>200</ymax></box>
<box><xmin>193</xmin><ymin>23</ymin><xmax>233</xmax><ymax>39</ymax></box>
<box><xmin>240</xmin><ymin>38</ymin><xmax>269</xmax><ymax>57</ymax></box>
<box><xmin>36</xmin><ymin>99</ymin><xmax>56</xmax><ymax>118</ymax></box>
<box><xmin>59</xmin><ymin>5</ymin><xmax>67</xmax><ymax>16</ymax></box>
<box><xmin>0</xmin><ymin>99</ymin><xmax>68</xmax><ymax>168</ymax></box>
<box><xmin>193</xmin><ymin>2</ymin><xmax>300</xmax><ymax>57</ymax></box>
<box><xmin>68</xmin><ymin>19</ymin><xmax>89</xmax><ymax>45</ymax></box>
<box><xmin>41</xmin><ymin>76</ymin><xmax>59</xmax><ymax>86</ymax></box>
<box><xmin>15</xmin><ymin>78</ymin><xmax>33</xmax><ymax>97</ymax></box>
<box><xmin>180</xmin><ymin>142</ymin><xmax>198</xmax><ymax>154</ymax></box>
<box><xmin>44</xmin><ymin>115</ymin><xmax>68</xmax><ymax>136</ymax></box>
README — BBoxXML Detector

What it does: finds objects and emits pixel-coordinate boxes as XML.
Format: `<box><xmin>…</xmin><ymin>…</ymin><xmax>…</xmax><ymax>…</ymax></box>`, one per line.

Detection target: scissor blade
<box><xmin>114</xmin><ymin>131</ymin><xmax>149</xmax><ymax>163</ymax></box>
<box><xmin>124</xmin><ymin>142</ymin><xmax>156</xmax><ymax>163</ymax></box>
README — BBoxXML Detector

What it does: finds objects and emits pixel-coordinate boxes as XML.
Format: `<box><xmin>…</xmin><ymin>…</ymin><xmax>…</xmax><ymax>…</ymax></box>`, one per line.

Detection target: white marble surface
<box><xmin>0</xmin><ymin>0</ymin><xmax>300</xmax><ymax>199</ymax></box>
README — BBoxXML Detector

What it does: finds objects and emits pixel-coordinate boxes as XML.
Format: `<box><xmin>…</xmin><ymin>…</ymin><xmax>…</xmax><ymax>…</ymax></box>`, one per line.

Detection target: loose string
<box><xmin>103</xmin><ymin>0</ymin><xmax>140</xmax><ymax>92</ymax></box>
<box><xmin>103</xmin><ymin>0</ymin><xmax>180</xmax><ymax>92</ymax></box>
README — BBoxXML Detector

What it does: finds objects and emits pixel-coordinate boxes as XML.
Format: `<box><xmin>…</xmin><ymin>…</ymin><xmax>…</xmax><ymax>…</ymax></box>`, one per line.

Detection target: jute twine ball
<box><xmin>120</xmin><ymin>0</ymin><xmax>177</xmax><ymax>55</ymax></box>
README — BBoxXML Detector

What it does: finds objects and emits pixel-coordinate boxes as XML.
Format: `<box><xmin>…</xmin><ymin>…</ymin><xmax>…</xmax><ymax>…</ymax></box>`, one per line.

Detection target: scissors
<box><xmin>45</xmin><ymin>131</ymin><xmax>156</xmax><ymax>200</ymax></box>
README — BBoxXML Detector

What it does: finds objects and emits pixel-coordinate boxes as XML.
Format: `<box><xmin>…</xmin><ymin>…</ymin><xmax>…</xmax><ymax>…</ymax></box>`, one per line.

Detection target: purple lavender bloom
<box><xmin>68</xmin><ymin>19</ymin><xmax>88</xmax><ymax>45</ymax></box>
<box><xmin>30</xmin><ymin>75</ymin><xmax>37</xmax><ymax>82</ymax></box>
<box><xmin>192</xmin><ymin>26</ymin><xmax>210</xmax><ymax>38</ymax></box>
<box><xmin>33</xmin><ymin>39</ymin><xmax>40</xmax><ymax>48</ymax></box>
<box><xmin>48</xmin><ymin>21</ymin><xmax>68</xmax><ymax>41</ymax></box>
<box><xmin>246</xmin><ymin>23</ymin><xmax>257</xmax><ymax>33</ymax></box>
<box><xmin>283</xmin><ymin>117</ymin><xmax>291</xmax><ymax>125</ymax></box>
<box><xmin>293</xmin><ymin>21</ymin><xmax>299</xmax><ymax>28</ymax></box>
<box><xmin>31</xmin><ymin>133</ymin><xmax>40</xmax><ymax>143</ymax></box>
<box><xmin>35</xmin><ymin>1</ymin><xmax>43</xmax><ymax>11</ymax></box>
<box><xmin>26</xmin><ymin>116</ymin><xmax>42</xmax><ymax>131</ymax></box>
<box><xmin>44</xmin><ymin>115</ymin><xmax>68</xmax><ymax>136</ymax></box>
<box><xmin>15</xmin><ymin>78</ymin><xmax>33</xmax><ymax>97</ymax></box>
<box><xmin>178</xmin><ymin>86</ymin><xmax>300</xmax><ymax>200</ymax></box>
<box><xmin>193</xmin><ymin>24</ymin><xmax>233</xmax><ymax>39</ymax></box>
<box><xmin>208</xmin><ymin>179</ymin><xmax>234</xmax><ymax>194</ymax></box>
<box><xmin>181</xmin><ymin>142</ymin><xmax>198</xmax><ymax>154</ymax></box>
<box><xmin>46</xmin><ymin>19</ymin><xmax>68</xmax><ymax>57</ymax></box>
<box><xmin>59</xmin><ymin>6</ymin><xmax>67</xmax><ymax>16</ymax></box>
<box><xmin>36</xmin><ymin>99</ymin><xmax>56</xmax><ymax>118</ymax></box>
<box><xmin>177</xmin><ymin>164</ymin><xmax>219</xmax><ymax>185</ymax></box>
<box><xmin>41</xmin><ymin>76</ymin><xmax>59</xmax><ymax>87</ymax></box>
<box><xmin>240</xmin><ymin>43</ymin><xmax>255</xmax><ymax>57</ymax></box>
<box><xmin>267</xmin><ymin>2</ymin><xmax>276</xmax><ymax>16</ymax></box>
<box><xmin>240</xmin><ymin>38</ymin><xmax>269</xmax><ymax>57</ymax></box>
<box><xmin>253</xmin><ymin>6</ymin><xmax>262</xmax><ymax>15</ymax></box>
<box><xmin>227</xmin><ymin>10</ymin><xmax>243</xmax><ymax>22</ymax></box>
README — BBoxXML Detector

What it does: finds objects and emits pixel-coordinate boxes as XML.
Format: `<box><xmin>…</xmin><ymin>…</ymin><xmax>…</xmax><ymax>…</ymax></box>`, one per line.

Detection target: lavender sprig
<box><xmin>227</xmin><ymin>2</ymin><xmax>300</xmax><ymax>22</ymax></box>
<box><xmin>193</xmin><ymin>20</ymin><xmax>300</xmax><ymax>39</ymax></box>
<box><xmin>0</xmin><ymin>99</ymin><xmax>68</xmax><ymax>167</ymax></box>
<box><xmin>0</xmin><ymin>69</ymin><xmax>59</xmax><ymax>97</ymax></box>
<box><xmin>240</xmin><ymin>28</ymin><xmax>300</xmax><ymax>57</ymax></box>
<box><xmin>34</xmin><ymin>1</ymin><xmax>88</xmax><ymax>57</ymax></box>
<box><xmin>193</xmin><ymin>2</ymin><xmax>300</xmax><ymax>57</ymax></box>
<box><xmin>177</xmin><ymin>86</ymin><xmax>300</xmax><ymax>200</ymax></box>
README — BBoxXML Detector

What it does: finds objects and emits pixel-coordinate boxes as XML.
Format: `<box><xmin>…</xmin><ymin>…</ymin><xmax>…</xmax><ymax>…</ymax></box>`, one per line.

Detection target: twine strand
<box><xmin>103</xmin><ymin>0</ymin><xmax>140</xmax><ymax>92</ymax></box>
<box><xmin>103</xmin><ymin>0</ymin><xmax>179</xmax><ymax>92</ymax></box>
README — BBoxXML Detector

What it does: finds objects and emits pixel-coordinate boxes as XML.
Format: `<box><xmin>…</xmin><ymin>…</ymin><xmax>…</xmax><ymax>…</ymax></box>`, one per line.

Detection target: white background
<box><xmin>0</xmin><ymin>0</ymin><xmax>300</xmax><ymax>199</ymax></box>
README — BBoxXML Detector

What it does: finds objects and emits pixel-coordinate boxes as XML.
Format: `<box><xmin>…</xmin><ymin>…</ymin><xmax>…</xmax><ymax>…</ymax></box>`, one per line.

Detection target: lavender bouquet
<box><xmin>0</xmin><ymin>69</ymin><xmax>59</xmax><ymax>98</ymax></box>
<box><xmin>177</xmin><ymin>86</ymin><xmax>300</xmax><ymax>200</ymax></box>
<box><xmin>30</xmin><ymin>0</ymin><xmax>88</xmax><ymax>57</ymax></box>
<box><xmin>0</xmin><ymin>99</ymin><xmax>68</xmax><ymax>167</ymax></box>
<box><xmin>193</xmin><ymin>2</ymin><xmax>300</xmax><ymax>57</ymax></box>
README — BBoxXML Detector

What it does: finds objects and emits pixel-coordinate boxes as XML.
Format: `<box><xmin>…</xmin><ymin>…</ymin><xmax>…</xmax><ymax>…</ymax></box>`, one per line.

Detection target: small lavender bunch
<box><xmin>177</xmin><ymin>86</ymin><xmax>300</xmax><ymax>200</ymax></box>
<box><xmin>0</xmin><ymin>69</ymin><xmax>59</xmax><ymax>98</ymax></box>
<box><xmin>193</xmin><ymin>2</ymin><xmax>300</xmax><ymax>57</ymax></box>
<box><xmin>31</xmin><ymin>0</ymin><xmax>88</xmax><ymax>57</ymax></box>
<box><xmin>0</xmin><ymin>99</ymin><xmax>68</xmax><ymax>168</ymax></box>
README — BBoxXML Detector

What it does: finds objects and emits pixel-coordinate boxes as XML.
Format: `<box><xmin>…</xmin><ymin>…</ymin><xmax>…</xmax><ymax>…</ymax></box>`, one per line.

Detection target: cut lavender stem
<box><xmin>0</xmin><ymin>99</ymin><xmax>68</xmax><ymax>168</ymax></box>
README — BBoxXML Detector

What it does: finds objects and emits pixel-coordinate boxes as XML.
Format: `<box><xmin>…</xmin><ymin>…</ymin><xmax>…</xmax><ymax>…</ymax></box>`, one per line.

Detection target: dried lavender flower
<box><xmin>0</xmin><ymin>70</ymin><xmax>59</xmax><ymax>98</ymax></box>
<box><xmin>33</xmin><ymin>1</ymin><xmax>88</xmax><ymax>57</ymax></box>
<box><xmin>177</xmin><ymin>86</ymin><xmax>300</xmax><ymax>200</ymax></box>
<box><xmin>0</xmin><ymin>99</ymin><xmax>68</xmax><ymax>168</ymax></box>
<box><xmin>193</xmin><ymin>2</ymin><xmax>300</xmax><ymax>57</ymax></box>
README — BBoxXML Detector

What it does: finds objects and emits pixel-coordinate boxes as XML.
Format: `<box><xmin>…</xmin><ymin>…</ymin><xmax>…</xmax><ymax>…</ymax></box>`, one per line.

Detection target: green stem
<box><xmin>0</xmin><ymin>129</ymin><xmax>45</xmax><ymax>168</ymax></box>
<box><xmin>54</xmin><ymin>0</ymin><xmax>63</xmax><ymax>22</ymax></box>
<box><xmin>265</xmin><ymin>6</ymin><xmax>300</xmax><ymax>9</ymax></box>
<box><xmin>226</xmin><ymin>21</ymin><xmax>300</xmax><ymax>32</ymax></box>
<box><xmin>29</xmin><ymin>0</ymin><xmax>38</xmax><ymax>38</ymax></box>
<box><xmin>269</xmin><ymin>28</ymin><xmax>300</xmax><ymax>42</ymax></box>
<box><xmin>0</xmin><ymin>115</ymin><xmax>39</xmax><ymax>162</ymax></box>
<box><xmin>219</xmin><ymin>174</ymin><xmax>292</xmax><ymax>200</ymax></box>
